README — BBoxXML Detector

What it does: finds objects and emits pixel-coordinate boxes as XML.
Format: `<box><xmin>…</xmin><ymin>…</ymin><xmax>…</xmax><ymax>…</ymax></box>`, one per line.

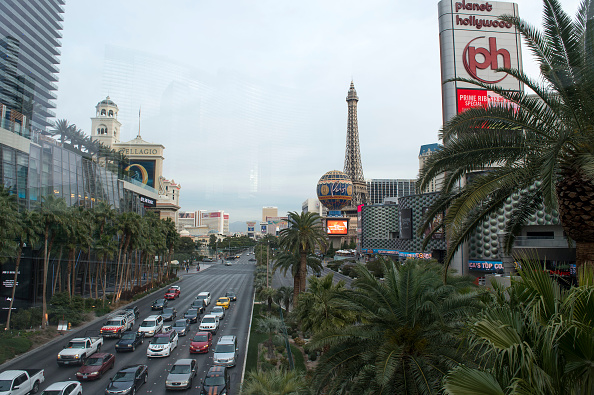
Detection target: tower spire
<box><xmin>343</xmin><ymin>81</ymin><xmax>369</xmax><ymax>206</ymax></box>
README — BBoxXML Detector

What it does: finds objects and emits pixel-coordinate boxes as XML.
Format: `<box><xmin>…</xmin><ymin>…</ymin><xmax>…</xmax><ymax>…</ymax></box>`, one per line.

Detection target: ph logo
<box><xmin>462</xmin><ymin>36</ymin><xmax>511</xmax><ymax>84</ymax></box>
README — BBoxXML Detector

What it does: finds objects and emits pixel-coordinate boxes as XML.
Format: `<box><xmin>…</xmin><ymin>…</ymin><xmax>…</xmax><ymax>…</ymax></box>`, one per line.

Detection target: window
<box><xmin>108</xmin><ymin>110</ymin><xmax>114</xmax><ymax>117</ymax></box>
<box><xmin>101</xmin><ymin>109</ymin><xmax>106</xmax><ymax>115</ymax></box>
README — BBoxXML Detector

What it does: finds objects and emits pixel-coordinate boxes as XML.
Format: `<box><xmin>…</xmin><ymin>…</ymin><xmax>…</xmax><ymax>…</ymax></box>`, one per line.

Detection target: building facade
<box><xmin>0</xmin><ymin>0</ymin><xmax>65</xmax><ymax>131</ymax></box>
<box><xmin>366</xmin><ymin>179</ymin><xmax>416</xmax><ymax>205</ymax></box>
<box><xmin>262</xmin><ymin>206</ymin><xmax>277</xmax><ymax>222</ymax></box>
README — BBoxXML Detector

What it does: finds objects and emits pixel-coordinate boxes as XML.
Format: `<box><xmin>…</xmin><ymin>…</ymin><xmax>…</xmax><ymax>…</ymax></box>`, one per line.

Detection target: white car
<box><xmin>170</xmin><ymin>285</ymin><xmax>181</xmax><ymax>292</ymax></box>
<box><xmin>198</xmin><ymin>314</ymin><xmax>220</xmax><ymax>335</ymax></box>
<box><xmin>40</xmin><ymin>381</ymin><xmax>82</xmax><ymax>395</ymax></box>
<box><xmin>138</xmin><ymin>315</ymin><xmax>163</xmax><ymax>337</ymax></box>
<box><xmin>147</xmin><ymin>330</ymin><xmax>178</xmax><ymax>357</ymax></box>
<box><xmin>211</xmin><ymin>306</ymin><xmax>226</xmax><ymax>321</ymax></box>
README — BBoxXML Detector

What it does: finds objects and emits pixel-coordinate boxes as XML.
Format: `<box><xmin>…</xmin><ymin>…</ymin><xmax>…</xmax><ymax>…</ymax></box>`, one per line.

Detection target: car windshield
<box><xmin>217</xmin><ymin>299</ymin><xmax>227</xmax><ymax>303</ymax></box>
<box><xmin>186</xmin><ymin>309</ymin><xmax>197</xmax><ymax>315</ymax></box>
<box><xmin>212</xmin><ymin>307</ymin><xmax>223</xmax><ymax>312</ymax></box>
<box><xmin>152</xmin><ymin>337</ymin><xmax>171</xmax><ymax>344</ymax></box>
<box><xmin>204</xmin><ymin>376</ymin><xmax>225</xmax><ymax>386</ymax></box>
<box><xmin>215</xmin><ymin>344</ymin><xmax>235</xmax><ymax>353</ymax></box>
<box><xmin>154</xmin><ymin>299</ymin><xmax>165</xmax><ymax>304</ymax></box>
<box><xmin>193</xmin><ymin>334</ymin><xmax>208</xmax><ymax>342</ymax></box>
<box><xmin>41</xmin><ymin>391</ymin><xmax>62</xmax><ymax>395</ymax></box>
<box><xmin>68</xmin><ymin>341</ymin><xmax>87</xmax><ymax>348</ymax></box>
<box><xmin>173</xmin><ymin>321</ymin><xmax>186</xmax><ymax>327</ymax></box>
<box><xmin>105</xmin><ymin>320</ymin><xmax>121</xmax><ymax>326</ymax></box>
<box><xmin>170</xmin><ymin>365</ymin><xmax>191</xmax><ymax>374</ymax></box>
<box><xmin>86</xmin><ymin>357</ymin><xmax>104</xmax><ymax>366</ymax></box>
<box><xmin>226</xmin><ymin>293</ymin><xmax>235</xmax><ymax>297</ymax></box>
<box><xmin>121</xmin><ymin>333</ymin><xmax>136</xmax><ymax>340</ymax></box>
<box><xmin>163</xmin><ymin>308</ymin><xmax>173</xmax><ymax>314</ymax></box>
<box><xmin>202</xmin><ymin>317</ymin><xmax>215</xmax><ymax>324</ymax></box>
<box><xmin>0</xmin><ymin>381</ymin><xmax>11</xmax><ymax>391</ymax></box>
<box><xmin>113</xmin><ymin>371</ymin><xmax>135</xmax><ymax>382</ymax></box>
<box><xmin>141</xmin><ymin>320</ymin><xmax>156</xmax><ymax>327</ymax></box>
<box><xmin>196</xmin><ymin>296</ymin><xmax>206</xmax><ymax>300</ymax></box>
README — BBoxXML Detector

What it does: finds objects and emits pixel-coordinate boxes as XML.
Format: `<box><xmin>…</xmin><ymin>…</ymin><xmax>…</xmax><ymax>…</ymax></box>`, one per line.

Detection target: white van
<box><xmin>196</xmin><ymin>291</ymin><xmax>211</xmax><ymax>306</ymax></box>
<box><xmin>138</xmin><ymin>315</ymin><xmax>163</xmax><ymax>337</ymax></box>
<box><xmin>213</xmin><ymin>335</ymin><xmax>238</xmax><ymax>367</ymax></box>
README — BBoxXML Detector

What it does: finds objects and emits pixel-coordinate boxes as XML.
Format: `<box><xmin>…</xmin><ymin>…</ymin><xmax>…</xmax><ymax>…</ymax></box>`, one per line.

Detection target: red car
<box><xmin>189</xmin><ymin>331</ymin><xmax>212</xmax><ymax>353</ymax></box>
<box><xmin>164</xmin><ymin>288</ymin><xmax>180</xmax><ymax>300</ymax></box>
<box><xmin>75</xmin><ymin>352</ymin><xmax>115</xmax><ymax>380</ymax></box>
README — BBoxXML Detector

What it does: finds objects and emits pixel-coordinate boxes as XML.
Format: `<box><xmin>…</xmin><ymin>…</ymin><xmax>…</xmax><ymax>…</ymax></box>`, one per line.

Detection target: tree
<box><xmin>273</xmin><ymin>286</ymin><xmax>294</xmax><ymax>313</ymax></box>
<box><xmin>443</xmin><ymin>259</ymin><xmax>594</xmax><ymax>394</ymax></box>
<box><xmin>417</xmin><ymin>0</ymin><xmax>594</xmax><ymax>275</ymax></box>
<box><xmin>255</xmin><ymin>315</ymin><xmax>284</xmax><ymax>359</ymax></box>
<box><xmin>0</xmin><ymin>186</ymin><xmax>18</xmax><ymax>266</ymax></box>
<box><xmin>6</xmin><ymin>209</ymin><xmax>40</xmax><ymax>330</ymax></box>
<box><xmin>38</xmin><ymin>195</ymin><xmax>67</xmax><ymax>328</ymax></box>
<box><xmin>241</xmin><ymin>369</ymin><xmax>309</xmax><ymax>395</ymax></box>
<box><xmin>279</xmin><ymin>212</ymin><xmax>327</xmax><ymax>304</ymax></box>
<box><xmin>309</xmin><ymin>260</ymin><xmax>482</xmax><ymax>394</ymax></box>
<box><xmin>273</xmin><ymin>250</ymin><xmax>323</xmax><ymax>307</ymax></box>
<box><xmin>294</xmin><ymin>273</ymin><xmax>354</xmax><ymax>335</ymax></box>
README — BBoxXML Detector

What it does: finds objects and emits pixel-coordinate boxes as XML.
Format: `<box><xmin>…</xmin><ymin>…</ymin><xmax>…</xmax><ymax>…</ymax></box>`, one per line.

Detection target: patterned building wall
<box><xmin>396</xmin><ymin>193</ymin><xmax>447</xmax><ymax>253</ymax></box>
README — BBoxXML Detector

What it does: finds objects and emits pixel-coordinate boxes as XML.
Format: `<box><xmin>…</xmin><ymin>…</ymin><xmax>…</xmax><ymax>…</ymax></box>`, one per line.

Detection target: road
<box><xmin>6</xmin><ymin>253</ymin><xmax>255</xmax><ymax>394</ymax></box>
<box><xmin>272</xmin><ymin>264</ymin><xmax>354</xmax><ymax>289</ymax></box>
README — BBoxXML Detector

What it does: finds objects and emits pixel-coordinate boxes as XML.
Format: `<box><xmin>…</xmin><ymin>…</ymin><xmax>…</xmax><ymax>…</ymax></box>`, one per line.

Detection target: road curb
<box><xmin>240</xmin><ymin>290</ymin><xmax>256</xmax><ymax>385</ymax></box>
<box><xmin>0</xmin><ymin>277</ymin><xmax>183</xmax><ymax>372</ymax></box>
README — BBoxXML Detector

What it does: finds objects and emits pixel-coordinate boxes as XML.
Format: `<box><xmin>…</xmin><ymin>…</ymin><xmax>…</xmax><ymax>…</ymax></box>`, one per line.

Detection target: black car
<box><xmin>172</xmin><ymin>319</ymin><xmax>191</xmax><ymax>336</ymax></box>
<box><xmin>200</xmin><ymin>366</ymin><xmax>230</xmax><ymax>395</ymax></box>
<box><xmin>161</xmin><ymin>307</ymin><xmax>177</xmax><ymax>322</ymax></box>
<box><xmin>105</xmin><ymin>364</ymin><xmax>148</xmax><ymax>395</ymax></box>
<box><xmin>184</xmin><ymin>308</ymin><xmax>200</xmax><ymax>324</ymax></box>
<box><xmin>123</xmin><ymin>306</ymin><xmax>140</xmax><ymax>320</ymax></box>
<box><xmin>190</xmin><ymin>300</ymin><xmax>205</xmax><ymax>313</ymax></box>
<box><xmin>115</xmin><ymin>331</ymin><xmax>144</xmax><ymax>352</ymax></box>
<box><xmin>225</xmin><ymin>291</ymin><xmax>237</xmax><ymax>302</ymax></box>
<box><xmin>151</xmin><ymin>298</ymin><xmax>168</xmax><ymax>311</ymax></box>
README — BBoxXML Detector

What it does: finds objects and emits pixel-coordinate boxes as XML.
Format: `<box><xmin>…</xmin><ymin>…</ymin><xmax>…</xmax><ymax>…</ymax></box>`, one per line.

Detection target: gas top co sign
<box><xmin>439</xmin><ymin>0</ymin><xmax>523</xmax><ymax>121</ymax></box>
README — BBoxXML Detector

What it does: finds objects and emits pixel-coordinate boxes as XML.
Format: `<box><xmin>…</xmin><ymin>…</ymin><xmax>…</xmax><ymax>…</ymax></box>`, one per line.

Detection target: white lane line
<box><xmin>240</xmin><ymin>291</ymin><xmax>256</xmax><ymax>384</ymax></box>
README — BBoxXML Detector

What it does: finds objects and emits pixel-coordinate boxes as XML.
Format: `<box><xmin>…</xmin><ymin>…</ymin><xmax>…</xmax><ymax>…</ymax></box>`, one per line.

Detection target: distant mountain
<box><xmin>229</xmin><ymin>221</ymin><xmax>247</xmax><ymax>234</ymax></box>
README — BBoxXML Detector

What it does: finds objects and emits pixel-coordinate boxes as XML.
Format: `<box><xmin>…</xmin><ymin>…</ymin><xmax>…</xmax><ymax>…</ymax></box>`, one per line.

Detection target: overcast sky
<box><xmin>54</xmin><ymin>0</ymin><xmax>581</xmax><ymax>223</ymax></box>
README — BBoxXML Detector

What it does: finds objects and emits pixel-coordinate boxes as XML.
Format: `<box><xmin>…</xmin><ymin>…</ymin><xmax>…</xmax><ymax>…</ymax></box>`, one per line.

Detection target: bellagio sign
<box><xmin>438</xmin><ymin>0</ymin><xmax>523</xmax><ymax>123</ymax></box>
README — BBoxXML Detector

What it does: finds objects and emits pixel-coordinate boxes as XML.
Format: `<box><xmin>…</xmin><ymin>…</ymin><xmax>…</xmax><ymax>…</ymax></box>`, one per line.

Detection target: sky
<box><xmin>54</xmin><ymin>0</ymin><xmax>581</xmax><ymax>224</ymax></box>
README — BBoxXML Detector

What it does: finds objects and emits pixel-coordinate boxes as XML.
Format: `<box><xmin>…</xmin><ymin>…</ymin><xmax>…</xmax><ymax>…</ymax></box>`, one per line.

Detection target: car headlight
<box><xmin>74</xmin><ymin>354</ymin><xmax>80</xmax><ymax>358</ymax></box>
<box><xmin>57</xmin><ymin>354</ymin><xmax>61</xmax><ymax>359</ymax></box>
<box><xmin>180</xmin><ymin>380</ymin><xmax>189</xmax><ymax>385</ymax></box>
<box><xmin>89</xmin><ymin>371</ymin><xmax>99</xmax><ymax>376</ymax></box>
<box><xmin>148</xmin><ymin>330</ymin><xmax>154</xmax><ymax>334</ymax></box>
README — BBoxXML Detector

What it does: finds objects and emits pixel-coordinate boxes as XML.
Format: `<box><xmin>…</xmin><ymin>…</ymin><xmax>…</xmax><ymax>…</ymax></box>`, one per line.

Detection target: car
<box><xmin>190</xmin><ymin>299</ymin><xmax>206</xmax><ymax>313</ymax></box>
<box><xmin>151</xmin><ymin>298</ymin><xmax>168</xmax><ymax>311</ymax></box>
<box><xmin>249</xmin><ymin>257</ymin><xmax>256</xmax><ymax>261</ymax></box>
<box><xmin>216</xmin><ymin>297</ymin><xmax>231</xmax><ymax>309</ymax></box>
<box><xmin>184</xmin><ymin>308</ymin><xmax>200</xmax><ymax>324</ymax></box>
<box><xmin>172</xmin><ymin>319</ymin><xmax>191</xmax><ymax>337</ymax></box>
<box><xmin>123</xmin><ymin>306</ymin><xmax>140</xmax><ymax>320</ymax></box>
<box><xmin>202</xmin><ymin>258</ymin><xmax>213</xmax><ymax>262</ymax></box>
<box><xmin>161</xmin><ymin>307</ymin><xmax>177</xmax><ymax>322</ymax></box>
<box><xmin>165</xmin><ymin>358</ymin><xmax>197</xmax><ymax>391</ymax></box>
<box><xmin>213</xmin><ymin>335</ymin><xmax>238</xmax><ymax>367</ymax></box>
<box><xmin>147</xmin><ymin>330</ymin><xmax>178</xmax><ymax>357</ymax></box>
<box><xmin>225</xmin><ymin>291</ymin><xmax>237</xmax><ymax>302</ymax></box>
<box><xmin>189</xmin><ymin>331</ymin><xmax>213</xmax><ymax>354</ymax></box>
<box><xmin>105</xmin><ymin>364</ymin><xmax>148</xmax><ymax>395</ymax></box>
<box><xmin>138</xmin><ymin>315</ymin><xmax>163</xmax><ymax>337</ymax></box>
<box><xmin>196</xmin><ymin>291</ymin><xmax>211</xmax><ymax>306</ymax></box>
<box><xmin>210</xmin><ymin>306</ymin><xmax>226</xmax><ymax>321</ymax></box>
<box><xmin>198</xmin><ymin>314</ymin><xmax>219</xmax><ymax>334</ymax></box>
<box><xmin>200</xmin><ymin>366</ymin><xmax>230</xmax><ymax>395</ymax></box>
<box><xmin>75</xmin><ymin>352</ymin><xmax>115</xmax><ymax>380</ymax></box>
<box><xmin>170</xmin><ymin>285</ymin><xmax>181</xmax><ymax>292</ymax></box>
<box><xmin>224</xmin><ymin>261</ymin><xmax>232</xmax><ymax>266</ymax></box>
<box><xmin>165</xmin><ymin>288</ymin><xmax>180</xmax><ymax>299</ymax></box>
<box><xmin>115</xmin><ymin>331</ymin><xmax>144</xmax><ymax>352</ymax></box>
<box><xmin>41</xmin><ymin>380</ymin><xmax>82</xmax><ymax>395</ymax></box>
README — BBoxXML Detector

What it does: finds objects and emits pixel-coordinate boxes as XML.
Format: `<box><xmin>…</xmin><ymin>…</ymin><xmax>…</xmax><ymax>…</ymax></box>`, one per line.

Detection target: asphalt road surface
<box><xmin>5</xmin><ymin>253</ymin><xmax>256</xmax><ymax>395</ymax></box>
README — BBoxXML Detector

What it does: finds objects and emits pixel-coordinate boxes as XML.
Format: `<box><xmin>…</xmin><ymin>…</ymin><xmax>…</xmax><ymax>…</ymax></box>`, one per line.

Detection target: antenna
<box><xmin>137</xmin><ymin>107</ymin><xmax>141</xmax><ymax>138</ymax></box>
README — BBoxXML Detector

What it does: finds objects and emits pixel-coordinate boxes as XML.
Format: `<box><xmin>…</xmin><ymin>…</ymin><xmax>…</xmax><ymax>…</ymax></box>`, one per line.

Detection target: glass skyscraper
<box><xmin>366</xmin><ymin>179</ymin><xmax>417</xmax><ymax>205</ymax></box>
<box><xmin>0</xmin><ymin>0</ymin><xmax>65</xmax><ymax>131</ymax></box>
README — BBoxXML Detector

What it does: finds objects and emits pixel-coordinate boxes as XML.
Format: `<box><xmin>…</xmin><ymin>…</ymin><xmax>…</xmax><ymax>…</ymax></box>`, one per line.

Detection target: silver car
<box><xmin>172</xmin><ymin>319</ymin><xmax>190</xmax><ymax>337</ymax></box>
<box><xmin>165</xmin><ymin>358</ymin><xmax>197</xmax><ymax>390</ymax></box>
<box><xmin>211</xmin><ymin>306</ymin><xmax>226</xmax><ymax>321</ymax></box>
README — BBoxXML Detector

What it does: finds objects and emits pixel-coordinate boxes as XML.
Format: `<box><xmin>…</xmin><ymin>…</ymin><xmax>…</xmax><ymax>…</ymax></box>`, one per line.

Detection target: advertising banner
<box><xmin>261</xmin><ymin>225</ymin><xmax>268</xmax><ymax>233</ymax></box>
<box><xmin>400</xmin><ymin>208</ymin><xmax>413</xmax><ymax>240</ymax></box>
<box><xmin>327</xmin><ymin>219</ymin><xmax>348</xmax><ymax>235</ymax></box>
<box><xmin>224</xmin><ymin>214</ymin><xmax>229</xmax><ymax>220</ymax></box>
<box><xmin>399</xmin><ymin>251</ymin><xmax>433</xmax><ymax>260</ymax></box>
<box><xmin>422</xmin><ymin>207</ymin><xmax>444</xmax><ymax>239</ymax></box>
<box><xmin>202</xmin><ymin>212</ymin><xmax>221</xmax><ymax>218</ymax></box>
<box><xmin>139</xmin><ymin>194</ymin><xmax>156</xmax><ymax>208</ymax></box>
<box><xmin>179</xmin><ymin>212</ymin><xmax>195</xmax><ymax>219</ymax></box>
<box><xmin>457</xmin><ymin>88</ymin><xmax>518</xmax><ymax>114</ymax></box>
<box><xmin>247</xmin><ymin>221</ymin><xmax>256</xmax><ymax>232</ymax></box>
<box><xmin>469</xmin><ymin>260</ymin><xmax>504</xmax><ymax>272</ymax></box>
<box><xmin>125</xmin><ymin>160</ymin><xmax>156</xmax><ymax>188</ymax></box>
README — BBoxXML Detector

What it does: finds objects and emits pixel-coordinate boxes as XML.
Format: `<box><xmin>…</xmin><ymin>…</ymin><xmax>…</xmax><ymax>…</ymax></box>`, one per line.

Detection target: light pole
<box><xmin>266</xmin><ymin>240</ymin><xmax>270</xmax><ymax>288</ymax></box>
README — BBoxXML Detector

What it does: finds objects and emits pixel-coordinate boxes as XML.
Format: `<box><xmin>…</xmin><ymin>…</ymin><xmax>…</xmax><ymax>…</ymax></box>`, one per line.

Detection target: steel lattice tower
<box><xmin>344</xmin><ymin>81</ymin><xmax>369</xmax><ymax>206</ymax></box>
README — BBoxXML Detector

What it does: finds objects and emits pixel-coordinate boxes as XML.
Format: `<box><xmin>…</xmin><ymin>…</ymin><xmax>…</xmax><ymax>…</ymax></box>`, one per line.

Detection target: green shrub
<box><xmin>10</xmin><ymin>308</ymin><xmax>42</xmax><ymax>330</ymax></box>
<box><xmin>308</xmin><ymin>351</ymin><xmax>318</xmax><ymax>361</ymax></box>
<box><xmin>366</xmin><ymin>259</ymin><xmax>385</xmax><ymax>278</ymax></box>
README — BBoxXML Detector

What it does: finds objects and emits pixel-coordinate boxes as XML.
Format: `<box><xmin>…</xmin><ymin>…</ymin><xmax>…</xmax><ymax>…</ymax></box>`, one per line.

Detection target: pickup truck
<box><xmin>57</xmin><ymin>336</ymin><xmax>103</xmax><ymax>366</ymax></box>
<box><xmin>100</xmin><ymin>315</ymin><xmax>132</xmax><ymax>338</ymax></box>
<box><xmin>0</xmin><ymin>369</ymin><xmax>44</xmax><ymax>395</ymax></box>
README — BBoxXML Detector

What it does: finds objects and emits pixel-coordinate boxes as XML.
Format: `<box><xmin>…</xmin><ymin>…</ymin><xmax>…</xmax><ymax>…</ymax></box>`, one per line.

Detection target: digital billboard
<box><xmin>400</xmin><ymin>208</ymin><xmax>412</xmax><ymax>240</ymax></box>
<box><xmin>457</xmin><ymin>88</ymin><xmax>518</xmax><ymax>114</ymax></box>
<box><xmin>327</xmin><ymin>219</ymin><xmax>348</xmax><ymax>235</ymax></box>
<box><xmin>202</xmin><ymin>212</ymin><xmax>221</xmax><ymax>218</ymax></box>
<box><xmin>125</xmin><ymin>160</ymin><xmax>156</xmax><ymax>188</ymax></box>
<box><xmin>422</xmin><ymin>207</ymin><xmax>444</xmax><ymax>239</ymax></box>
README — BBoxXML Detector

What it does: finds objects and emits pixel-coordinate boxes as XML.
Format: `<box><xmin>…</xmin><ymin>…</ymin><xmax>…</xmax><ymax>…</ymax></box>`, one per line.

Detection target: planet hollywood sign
<box><xmin>455</xmin><ymin>1</ymin><xmax>513</xmax><ymax>30</ymax></box>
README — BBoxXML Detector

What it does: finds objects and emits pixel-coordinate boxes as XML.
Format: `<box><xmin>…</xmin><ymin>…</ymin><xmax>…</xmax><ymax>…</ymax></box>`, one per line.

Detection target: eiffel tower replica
<box><xmin>343</xmin><ymin>81</ymin><xmax>369</xmax><ymax>209</ymax></box>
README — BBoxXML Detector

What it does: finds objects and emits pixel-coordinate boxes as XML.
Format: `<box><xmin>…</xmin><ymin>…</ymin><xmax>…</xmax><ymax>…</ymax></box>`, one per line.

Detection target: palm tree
<box><xmin>6</xmin><ymin>210</ymin><xmax>40</xmax><ymax>330</ymax></box>
<box><xmin>0</xmin><ymin>186</ymin><xmax>18</xmax><ymax>265</ymax></box>
<box><xmin>443</xmin><ymin>260</ymin><xmax>594</xmax><ymax>394</ymax></box>
<box><xmin>38</xmin><ymin>195</ymin><xmax>67</xmax><ymax>328</ymax></box>
<box><xmin>294</xmin><ymin>273</ymin><xmax>354</xmax><ymax>335</ymax></box>
<box><xmin>279</xmin><ymin>212</ymin><xmax>327</xmax><ymax>303</ymax></box>
<box><xmin>417</xmin><ymin>0</ymin><xmax>594</xmax><ymax>274</ymax></box>
<box><xmin>273</xmin><ymin>250</ymin><xmax>323</xmax><ymax>308</ymax></box>
<box><xmin>241</xmin><ymin>369</ymin><xmax>309</xmax><ymax>395</ymax></box>
<box><xmin>309</xmin><ymin>260</ymin><xmax>482</xmax><ymax>394</ymax></box>
<box><xmin>255</xmin><ymin>315</ymin><xmax>284</xmax><ymax>360</ymax></box>
<box><xmin>273</xmin><ymin>286</ymin><xmax>294</xmax><ymax>313</ymax></box>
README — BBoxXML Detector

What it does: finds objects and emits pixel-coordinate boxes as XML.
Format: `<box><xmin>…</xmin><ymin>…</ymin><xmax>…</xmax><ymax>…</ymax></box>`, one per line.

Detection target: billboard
<box><xmin>439</xmin><ymin>0</ymin><xmax>522</xmax><ymax>123</ymax></box>
<box><xmin>179</xmin><ymin>212</ymin><xmax>195</xmax><ymax>219</ymax></box>
<box><xmin>125</xmin><ymin>160</ymin><xmax>156</xmax><ymax>188</ymax></box>
<box><xmin>327</xmin><ymin>219</ymin><xmax>348</xmax><ymax>235</ymax></box>
<box><xmin>457</xmin><ymin>88</ymin><xmax>518</xmax><ymax>114</ymax></box>
<box><xmin>224</xmin><ymin>214</ymin><xmax>229</xmax><ymax>220</ymax></box>
<box><xmin>139</xmin><ymin>194</ymin><xmax>156</xmax><ymax>208</ymax></box>
<box><xmin>400</xmin><ymin>208</ymin><xmax>413</xmax><ymax>239</ymax></box>
<box><xmin>202</xmin><ymin>212</ymin><xmax>221</xmax><ymax>218</ymax></box>
<box><xmin>422</xmin><ymin>207</ymin><xmax>444</xmax><ymax>239</ymax></box>
<box><xmin>247</xmin><ymin>221</ymin><xmax>256</xmax><ymax>232</ymax></box>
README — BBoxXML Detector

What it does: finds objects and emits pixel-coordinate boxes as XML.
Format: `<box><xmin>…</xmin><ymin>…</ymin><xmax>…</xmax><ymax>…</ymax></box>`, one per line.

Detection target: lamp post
<box><xmin>266</xmin><ymin>240</ymin><xmax>270</xmax><ymax>288</ymax></box>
